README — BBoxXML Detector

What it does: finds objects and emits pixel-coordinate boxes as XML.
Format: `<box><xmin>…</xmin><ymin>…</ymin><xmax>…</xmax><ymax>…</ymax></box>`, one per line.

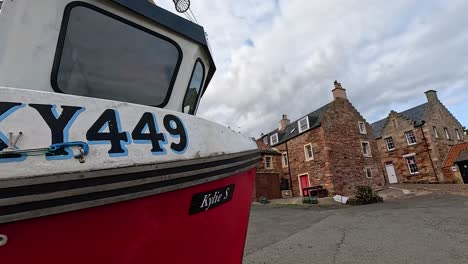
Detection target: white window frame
<box><xmin>405</xmin><ymin>131</ymin><xmax>417</xmax><ymax>145</ymax></box>
<box><xmin>304</xmin><ymin>143</ymin><xmax>314</xmax><ymax>161</ymax></box>
<box><xmin>444</xmin><ymin>128</ymin><xmax>450</xmax><ymax>140</ymax></box>
<box><xmin>281</xmin><ymin>152</ymin><xmax>288</xmax><ymax>168</ymax></box>
<box><xmin>298</xmin><ymin>117</ymin><xmax>310</xmax><ymax>133</ymax></box>
<box><xmin>456</xmin><ymin>129</ymin><xmax>461</xmax><ymax>140</ymax></box>
<box><xmin>365</xmin><ymin>167</ymin><xmax>373</xmax><ymax>178</ymax></box>
<box><xmin>264</xmin><ymin>155</ymin><xmax>273</xmax><ymax>169</ymax></box>
<box><xmin>433</xmin><ymin>126</ymin><xmax>439</xmax><ymax>139</ymax></box>
<box><xmin>262</xmin><ymin>136</ymin><xmax>268</xmax><ymax>145</ymax></box>
<box><xmin>358</xmin><ymin>121</ymin><xmax>367</xmax><ymax>134</ymax></box>
<box><xmin>384</xmin><ymin>137</ymin><xmax>395</xmax><ymax>151</ymax></box>
<box><xmin>270</xmin><ymin>133</ymin><xmax>279</xmax><ymax>145</ymax></box>
<box><xmin>403</xmin><ymin>153</ymin><xmax>419</xmax><ymax>175</ymax></box>
<box><xmin>297</xmin><ymin>173</ymin><xmax>311</xmax><ymax>197</ymax></box>
<box><xmin>361</xmin><ymin>141</ymin><xmax>372</xmax><ymax>157</ymax></box>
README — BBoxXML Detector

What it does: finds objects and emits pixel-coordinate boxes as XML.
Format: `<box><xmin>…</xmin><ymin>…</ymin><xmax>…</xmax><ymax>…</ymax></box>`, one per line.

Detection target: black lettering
<box><xmin>131</xmin><ymin>112</ymin><xmax>166</xmax><ymax>154</ymax></box>
<box><xmin>163</xmin><ymin>114</ymin><xmax>187</xmax><ymax>153</ymax></box>
<box><xmin>29</xmin><ymin>104</ymin><xmax>84</xmax><ymax>157</ymax></box>
<box><xmin>86</xmin><ymin>109</ymin><xmax>129</xmax><ymax>156</ymax></box>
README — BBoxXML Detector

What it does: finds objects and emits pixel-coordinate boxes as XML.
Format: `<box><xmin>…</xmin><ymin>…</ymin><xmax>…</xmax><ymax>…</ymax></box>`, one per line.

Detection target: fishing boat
<box><xmin>0</xmin><ymin>0</ymin><xmax>259</xmax><ymax>263</ymax></box>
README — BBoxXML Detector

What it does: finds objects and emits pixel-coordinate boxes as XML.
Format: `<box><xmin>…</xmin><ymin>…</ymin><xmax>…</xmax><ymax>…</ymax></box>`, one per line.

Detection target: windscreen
<box><xmin>53</xmin><ymin>4</ymin><xmax>181</xmax><ymax>106</ymax></box>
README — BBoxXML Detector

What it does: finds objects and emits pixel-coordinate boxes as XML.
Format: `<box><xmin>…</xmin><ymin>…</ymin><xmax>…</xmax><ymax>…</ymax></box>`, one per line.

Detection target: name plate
<box><xmin>189</xmin><ymin>184</ymin><xmax>235</xmax><ymax>215</ymax></box>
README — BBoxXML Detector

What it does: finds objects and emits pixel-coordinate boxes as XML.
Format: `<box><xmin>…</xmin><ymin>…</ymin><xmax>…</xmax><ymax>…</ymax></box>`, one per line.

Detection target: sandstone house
<box><xmin>255</xmin><ymin>81</ymin><xmax>385</xmax><ymax>198</ymax></box>
<box><xmin>371</xmin><ymin>90</ymin><xmax>465</xmax><ymax>184</ymax></box>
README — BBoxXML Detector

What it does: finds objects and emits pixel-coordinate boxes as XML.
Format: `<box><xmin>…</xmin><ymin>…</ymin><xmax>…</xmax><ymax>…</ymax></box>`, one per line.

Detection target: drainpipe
<box><xmin>285</xmin><ymin>141</ymin><xmax>294</xmax><ymax>197</ymax></box>
<box><xmin>419</xmin><ymin>122</ymin><xmax>439</xmax><ymax>182</ymax></box>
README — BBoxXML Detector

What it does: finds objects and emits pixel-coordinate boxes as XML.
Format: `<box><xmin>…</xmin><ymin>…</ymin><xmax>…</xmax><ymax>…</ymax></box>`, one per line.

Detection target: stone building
<box><xmin>370</xmin><ymin>90</ymin><xmax>465</xmax><ymax>184</ymax></box>
<box><xmin>252</xmin><ymin>140</ymin><xmax>284</xmax><ymax>200</ymax></box>
<box><xmin>258</xmin><ymin>81</ymin><xmax>385</xmax><ymax>197</ymax></box>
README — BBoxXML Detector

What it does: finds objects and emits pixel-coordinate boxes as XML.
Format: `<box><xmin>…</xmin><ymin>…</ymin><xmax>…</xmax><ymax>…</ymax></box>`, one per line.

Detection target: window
<box><xmin>358</xmin><ymin>121</ymin><xmax>367</xmax><ymax>134</ymax></box>
<box><xmin>392</xmin><ymin>119</ymin><xmax>397</xmax><ymax>128</ymax></box>
<box><xmin>384</xmin><ymin>137</ymin><xmax>395</xmax><ymax>151</ymax></box>
<box><xmin>262</xmin><ymin>136</ymin><xmax>268</xmax><ymax>145</ymax></box>
<box><xmin>298</xmin><ymin>117</ymin><xmax>310</xmax><ymax>133</ymax></box>
<box><xmin>444</xmin><ymin>128</ymin><xmax>451</xmax><ymax>140</ymax></box>
<box><xmin>52</xmin><ymin>3</ymin><xmax>182</xmax><ymax>107</ymax></box>
<box><xmin>182</xmin><ymin>59</ymin><xmax>205</xmax><ymax>114</ymax></box>
<box><xmin>365</xmin><ymin>167</ymin><xmax>373</xmax><ymax>178</ymax></box>
<box><xmin>405</xmin><ymin>131</ymin><xmax>417</xmax><ymax>145</ymax></box>
<box><xmin>304</xmin><ymin>143</ymin><xmax>314</xmax><ymax>161</ymax></box>
<box><xmin>361</xmin><ymin>141</ymin><xmax>371</xmax><ymax>157</ymax></box>
<box><xmin>404</xmin><ymin>154</ymin><xmax>419</xmax><ymax>174</ymax></box>
<box><xmin>456</xmin><ymin>129</ymin><xmax>461</xmax><ymax>140</ymax></box>
<box><xmin>0</xmin><ymin>1</ymin><xmax>3</xmax><ymax>12</ymax></box>
<box><xmin>264</xmin><ymin>156</ymin><xmax>273</xmax><ymax>169</ymax></box>
<box><xmin>270</xmin><ymin>133</ymin><xmax>279</xmax><ymax>145</ymax></box>
<box><xmin>282</xmin><ymin>152</ymin><xmax>288</xmax><ymax>167</ymax></box>
<box><xmin>433</xmin><ymin>126</ymin><xmax>439</xmax><ymax>138</ymax></box>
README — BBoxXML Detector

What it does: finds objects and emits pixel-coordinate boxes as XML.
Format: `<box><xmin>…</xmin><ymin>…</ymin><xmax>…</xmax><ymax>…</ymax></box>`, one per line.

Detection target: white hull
<box><xmin>0</xmin><ymin>87</ymin><xmax>256</xmax><ymax>179</ymax></box>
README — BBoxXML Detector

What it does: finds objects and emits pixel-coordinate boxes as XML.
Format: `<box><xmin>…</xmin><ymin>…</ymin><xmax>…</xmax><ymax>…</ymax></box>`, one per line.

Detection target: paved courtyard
<box><xmin>243</xmin><ymin>194</ymin><xmax>468</xmax><ymax>264</ymax></box>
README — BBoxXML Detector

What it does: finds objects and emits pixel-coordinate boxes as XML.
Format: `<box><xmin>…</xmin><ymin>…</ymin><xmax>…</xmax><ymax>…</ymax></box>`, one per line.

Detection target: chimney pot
<box><xmin>332</xmin><ymin>80</ymin><xmax>347</xmax><ymax>100</ymax></box>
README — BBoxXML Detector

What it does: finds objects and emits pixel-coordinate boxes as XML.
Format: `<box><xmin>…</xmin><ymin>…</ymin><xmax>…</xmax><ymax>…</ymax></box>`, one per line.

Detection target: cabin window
<box><xmin>52</xmin><ymin>3</ymin><xmax>182</xmax><ymax>107</ymax></box>
<box><xmin>182</xmin><ymin>59</ymin><xmax>205</xmax><ymax>114</ymax></box>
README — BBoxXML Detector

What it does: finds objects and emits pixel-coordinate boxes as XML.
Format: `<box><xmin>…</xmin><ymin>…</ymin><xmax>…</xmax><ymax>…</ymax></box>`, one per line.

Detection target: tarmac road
<box><xmin>243</xmin><ymin>194</ymin><xmax>468</xmax><ymax>264</ymax></box>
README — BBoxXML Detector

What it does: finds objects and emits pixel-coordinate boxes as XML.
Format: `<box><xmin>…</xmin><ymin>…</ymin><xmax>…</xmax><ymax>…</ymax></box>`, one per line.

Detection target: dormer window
<box><xmin>298</xmin><ymin>117</ymin><xmax>309</xmax><ymax>133</ymax></box>
<box><xmin>270</xmin><ymin>133</ymin><xmax>279</xmax><ymax>145</ymax></box>
<box><xmin>358</xmin><ymin>121</ymin><xmax>367</xmax><ymax>134</ymax></box>
<box><xmin>262</xmin><ymin>136</ymin><xmax>268</xmax><ymax>145</ymax></box>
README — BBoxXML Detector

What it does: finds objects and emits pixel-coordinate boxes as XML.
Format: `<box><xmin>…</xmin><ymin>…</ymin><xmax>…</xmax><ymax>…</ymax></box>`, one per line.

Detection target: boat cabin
<box><xmin>0</xmin><ymin>0</ymin><xmax>215</xmax><ymax>115</ymax></box>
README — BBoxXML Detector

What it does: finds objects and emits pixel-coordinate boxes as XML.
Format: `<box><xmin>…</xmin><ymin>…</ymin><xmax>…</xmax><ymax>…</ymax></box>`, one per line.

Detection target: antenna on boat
<box><xmin>172</xmin><ymin>0</ymin><xmax>199</xmax><ymax>24</ymax></box>
<box><xmin>173</xmin><ymin>0</ymin><xmax>190</xmax><ymax>13</ymax></box>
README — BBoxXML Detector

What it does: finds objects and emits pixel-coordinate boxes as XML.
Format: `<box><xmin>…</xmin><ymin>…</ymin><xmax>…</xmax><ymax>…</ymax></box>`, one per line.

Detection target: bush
<box><xmin>353</xmin><ymin>186</ymin><xmax>383</xmax><ymax>205</ymax></box>
<box><xmin>303</xmin><ymin>196</ymin><xmax>318</xmax><ymax>204</ymax></box>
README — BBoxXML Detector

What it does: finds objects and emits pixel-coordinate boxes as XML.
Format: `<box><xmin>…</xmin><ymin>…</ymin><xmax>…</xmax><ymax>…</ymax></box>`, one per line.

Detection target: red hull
<box><xmin>0</xmin><ymin>169</ymin><xmax>255</xmax><ymax>264</ymax></box>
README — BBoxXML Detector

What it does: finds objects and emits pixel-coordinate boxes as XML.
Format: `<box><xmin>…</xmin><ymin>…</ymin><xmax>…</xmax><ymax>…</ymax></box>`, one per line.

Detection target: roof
<box><xmin>256</xmin><ymin>139</ymin><xmax>281</xmax><ymax>155</ymax></box>
<box><xmin>442</xmin><ymin>142</ymin><xmax>468</xmax><ymax>167</ymax></box>
<box><xmin>370</xmin><ymin>103</ymin><xmax>428</xmax><ymax>138</ymax></box>
<box><xmin>260</xmin><ymin>103</ymin><xmax>332</xmax><ymax>146</ymax></box>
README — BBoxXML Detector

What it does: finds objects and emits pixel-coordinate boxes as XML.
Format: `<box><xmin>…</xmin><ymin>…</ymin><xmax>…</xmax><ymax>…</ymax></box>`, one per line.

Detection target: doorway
<box><xmin>385</xmin><ymin>162</ymin><xmax>398</xmax><ymax>184</ymax></box>
<box><xmin>457</xmin><ymin>161</ymin><xmax>468</xmax><ymax>184</ymax></box>
<box><xmin>298</xmin><ymin>174</ymin><xmax>310</xmax><ymax>196</ymax></box>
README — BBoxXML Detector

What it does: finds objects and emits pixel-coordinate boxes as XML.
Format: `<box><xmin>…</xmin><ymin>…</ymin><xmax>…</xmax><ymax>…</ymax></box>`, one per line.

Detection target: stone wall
<box><xmin>322</xmin><ymin>98</ymin><xmax>385</xmax><ymax>195</ymax></box>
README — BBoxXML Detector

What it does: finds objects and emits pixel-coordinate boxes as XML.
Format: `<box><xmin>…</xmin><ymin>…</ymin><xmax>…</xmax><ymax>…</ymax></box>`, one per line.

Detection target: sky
<box><xmin>159</xmin><ymin>0</ymin><xmax>468</xmax><ymax>138</ymax></box>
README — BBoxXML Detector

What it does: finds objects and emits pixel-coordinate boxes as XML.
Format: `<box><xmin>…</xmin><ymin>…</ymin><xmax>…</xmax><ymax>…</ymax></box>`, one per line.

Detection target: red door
<box><xmin>299</xmin><ymin>174</ymin><xmax>310</xmax><ymax>196</ymax></box>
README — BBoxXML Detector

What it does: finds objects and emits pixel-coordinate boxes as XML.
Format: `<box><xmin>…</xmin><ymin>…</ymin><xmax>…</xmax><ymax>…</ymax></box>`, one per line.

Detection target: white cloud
<box><xmin>161</xmin><ymin>0</ymin><xmax>468</xmax><ymax>136</ymax></box>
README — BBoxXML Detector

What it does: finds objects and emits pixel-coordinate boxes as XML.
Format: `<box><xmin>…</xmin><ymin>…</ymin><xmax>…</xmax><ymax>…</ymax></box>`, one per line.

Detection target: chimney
<box><xmin>279</xmin><ymin>114</ymin><xmax>290</xmax><ymax>131</ymax></box>
<box><xmin>332</xmin><ymin>80</ymin><xmax>347</xmax><ymax>100</ymax></box>
<box><xmin>425</xmin><ymin>90</ymin><xmax>439</xmax><ymax>103</ymax></box>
